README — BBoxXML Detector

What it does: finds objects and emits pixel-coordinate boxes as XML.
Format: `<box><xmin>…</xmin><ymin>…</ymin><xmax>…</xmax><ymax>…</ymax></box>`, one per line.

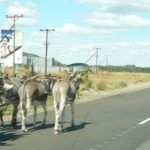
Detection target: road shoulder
<box><xmin>77</xmin><ymin>82</ymin><xmax>150</xmax><ymax>104</ymax></box>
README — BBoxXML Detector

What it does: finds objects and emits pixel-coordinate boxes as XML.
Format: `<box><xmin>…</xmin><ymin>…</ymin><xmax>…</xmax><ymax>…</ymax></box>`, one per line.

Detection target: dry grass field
<box><xmin>81</xmin><ymin>71</ymin><xmax>150</xmax><ymax>91</ymax></box>
<box><xmin>2</xmin><ymin>67</ymin><xmax>150</xmax><ymax>91</ymax></box>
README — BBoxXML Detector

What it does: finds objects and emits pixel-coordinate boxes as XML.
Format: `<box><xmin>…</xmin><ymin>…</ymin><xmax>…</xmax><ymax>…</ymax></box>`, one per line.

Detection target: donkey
<box><xmin>0</xmin><ymin>75</ymin><xmax>22</xmax><ymax>128</ymax></box>
<box><xmin>18</xmin><ymin>76</ymin><xmax>51</xmax><ymax>132</ymax></box>
<box><xmin>52</xmin><ymin>72</ymin><xmax>83</xmax><ymax>134</ymax></box>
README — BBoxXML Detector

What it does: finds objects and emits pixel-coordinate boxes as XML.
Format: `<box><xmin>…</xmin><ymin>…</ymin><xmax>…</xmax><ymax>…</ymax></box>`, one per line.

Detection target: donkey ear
<box><xmin>77</xmin><ymin>72</ymin><xmax>85</xmax><ymax>78</ymax></box>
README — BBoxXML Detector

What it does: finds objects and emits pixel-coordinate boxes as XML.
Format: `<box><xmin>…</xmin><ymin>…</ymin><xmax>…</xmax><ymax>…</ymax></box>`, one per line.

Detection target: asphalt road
<box><xmin>1</xmin><ymin>87</ymin><xmax>150</xmax><ymax>150</ymax></box>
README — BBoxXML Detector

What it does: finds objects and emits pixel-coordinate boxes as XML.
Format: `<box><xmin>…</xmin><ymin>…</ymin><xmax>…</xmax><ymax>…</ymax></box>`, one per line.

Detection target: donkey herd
<box><xmin>0</xmin><ymin>71</ymin><xmax>84</xmax><ymax>135</ymax></box>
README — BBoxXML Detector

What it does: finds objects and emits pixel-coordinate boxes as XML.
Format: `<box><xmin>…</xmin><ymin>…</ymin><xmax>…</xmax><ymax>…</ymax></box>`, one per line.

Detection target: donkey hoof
<box><xmin>11</xmin><ymin>120</ymin><xmax>17</xmax><ymax>126</ymax></box>
<box><xmin>0</xmin><ymin>124</ymin><xmax>4</xmax><ymax>127</ymax></box>
<box><xmin>22</xmin><ymin>129</ymin><xmax>28</xmax><ymax>133</ymax></box>
<box><xmin>0</xmin><ymin>125</ymin><xmax>4</xmax><ymax>129</ymax></box>
<box><xmin>12</xmin><ymin>124</ymin><xmax>17</xmax><ymax>129</ymax></box>
<box><xmin>59</xmin><ymin>127</ymin><xmax>63</xmax><ymax>132</ymax></box>
<box><xmin>54</xmin><ymin>130</ymin><xmax>59</xmax><ymax>135</ymax></box>
<box><xmin>42</xmin><ymin>123</ymin><xmax>46</xmax><ymax>128</ymax></box>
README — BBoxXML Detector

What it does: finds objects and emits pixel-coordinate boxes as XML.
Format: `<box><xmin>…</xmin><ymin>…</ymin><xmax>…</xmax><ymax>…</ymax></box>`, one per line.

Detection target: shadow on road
<box><xmin>3</xmin><ymin>121</ymin><xmax>54</xmax><ymax>132</ymax></box>
<box><xmin>0</xmin><ymin>121</ymin><xmax>52</xmax><ymax>146</ymax></box>
<box><xmin>0</xmin><ymin>128</ymin><xmax>24</xmax><ymax>146</ymax></box>
<box><xmin>29</xmin><ymin>122</ymin><xmax>54</xmax><ymax>132</ymax></box>
<box><xmin>0</xmin><ymin>121</ymin><xmax>92</xmax><ymax>146</ymax></box>
<box><xmin>63</xmin><ymin>122</ymin><xmax>92</xmax><ymax>133</ymax></box>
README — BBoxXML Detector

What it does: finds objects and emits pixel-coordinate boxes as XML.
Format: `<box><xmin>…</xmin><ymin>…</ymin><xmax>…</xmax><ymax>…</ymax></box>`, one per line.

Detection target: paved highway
<box><xmin>1</xmin><ymin>87</ymin><xmax>150</xmax><ymax>150</ymax></box>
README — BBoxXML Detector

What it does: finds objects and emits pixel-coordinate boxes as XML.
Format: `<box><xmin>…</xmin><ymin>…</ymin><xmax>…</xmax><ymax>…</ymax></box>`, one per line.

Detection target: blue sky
<box><xmin>0</xmin><ymin>0</ymin><xmax>150</xmax><ymax>67</ymax></box>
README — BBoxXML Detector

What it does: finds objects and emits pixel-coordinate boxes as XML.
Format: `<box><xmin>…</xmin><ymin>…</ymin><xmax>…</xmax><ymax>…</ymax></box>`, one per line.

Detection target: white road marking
<box><xmin>139</xmin><ymin>118</ymin><xmax>150</xmax><ymax>125</ymax></box>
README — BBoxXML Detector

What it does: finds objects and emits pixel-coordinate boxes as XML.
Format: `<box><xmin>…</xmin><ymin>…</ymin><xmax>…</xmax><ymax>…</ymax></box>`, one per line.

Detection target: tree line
<box><xmin>97</xmin><ymin>65</ymin><xmax>150</xmax><ymax>73</ymax></box>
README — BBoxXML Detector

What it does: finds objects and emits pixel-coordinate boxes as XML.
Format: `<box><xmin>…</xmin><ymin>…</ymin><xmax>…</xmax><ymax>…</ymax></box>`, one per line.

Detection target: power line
<box><xmin>94</xmin><ymin>48</ymin><xmax>101</xmax><ymax>74</ymax></box>
<box><xmin>75</xmin><ymin>51</ymin><xmax>97</xmax><ymax>73</ymax></box>
<box><xmin>6</xmin><ymin>14</ymin><xmax>23</xmax><ymax>76</ymax></box>
<box><xmin>40</xmin><ymin>29</ymin><xmax>55</xmax><ymax>76</ymax></box>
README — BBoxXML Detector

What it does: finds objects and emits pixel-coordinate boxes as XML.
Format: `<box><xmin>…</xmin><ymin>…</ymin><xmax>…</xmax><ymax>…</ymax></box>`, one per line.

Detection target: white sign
<box><xmin>0</xmin><ymin>30</ymin><xmax>23</xmax><ymax>67</ymax></box>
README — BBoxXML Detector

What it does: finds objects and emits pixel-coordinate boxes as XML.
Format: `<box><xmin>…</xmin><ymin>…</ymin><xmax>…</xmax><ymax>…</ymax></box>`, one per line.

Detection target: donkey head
<box><xmin>45</xmin><ymin>76</ymin><xmax>61</xmax><ymax>95</ymax></box>
<box><xmin>69</xmin><ymin>73</ymin><xmax>84</xmax><ymax>91</ymax></box>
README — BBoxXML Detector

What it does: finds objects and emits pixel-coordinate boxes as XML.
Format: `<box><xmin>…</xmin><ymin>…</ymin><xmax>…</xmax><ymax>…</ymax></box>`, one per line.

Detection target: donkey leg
<box><xmin>60</xmin><ymin>106</ymin><xmax>66</xmax><ymax>131</ymax></box>
<box><xmin>21</xmin><ymin>97</ymin><xmax>31</xmax><ymax>132</ymax></box>
<box><xmin>54</xmin><ymin>101</ymin><xmax>60</xmax><ymax>135</ymax></box>
<box><xmin>33</xmin><ymin>101</ymin><xmax>38</xmax><ymax>128</ymax></box>
<box><xmin>70</xmin><ymin>102</ymin><xmax>75</xmax><ymax>127</ymax></box>
<box><xmin>11</xmin><ymin>102</ymin><xmax>19</xmax><ymax>128</ymax></box>
<box><xmin>0</xmin><ymin>111</ymin><xmax>4</xmax><ymax>127</ymax></box>
<box><xmin>41</xmin><ymin>102</ymin><xmax>47</xmax><ymax>127</ymax></box>
<box><xmin>21</xmin><ymin>109</ymin><xmax>28</xmax><ymax>133</ymax></box>
<box><xmin>0</xmin><ymin>96</ymin><xmax>6</xmax><ymax>127</ymax></box>
<box><xmin>57</xmin><ymin>96</ymin><xmax>66</xmax><ymax>132</ymax></box>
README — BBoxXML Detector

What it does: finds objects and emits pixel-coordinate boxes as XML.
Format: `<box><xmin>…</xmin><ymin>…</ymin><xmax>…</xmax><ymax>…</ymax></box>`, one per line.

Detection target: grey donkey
<box><xmin>51</xmin><ymin>72</ymin><xmax>84</xmax><ymax>134</ymax></box>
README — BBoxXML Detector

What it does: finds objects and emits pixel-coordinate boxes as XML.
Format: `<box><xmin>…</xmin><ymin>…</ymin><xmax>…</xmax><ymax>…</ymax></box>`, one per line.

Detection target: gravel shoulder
<box><xmin>77</xmin><ymin>81</ymin><xmax>150</xmax><ymax>104</ymax></box>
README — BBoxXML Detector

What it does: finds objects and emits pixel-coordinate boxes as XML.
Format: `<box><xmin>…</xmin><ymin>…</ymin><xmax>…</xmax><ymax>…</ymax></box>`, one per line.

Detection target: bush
<box><xmin>118</xmin><ymin>81</ymin><xmax>127</xmax><ymax>88</ymax></box>
<box><xmin>81</xmin><ymin>79</ymin><xmax>93</xmax><ymax>90</ymax></box>
<box><xmin>96</xmin><ymin>80</ymin><xmax>107</xmax><ymax>90</ymax></box>
<box><xmin>107</xmin><ymin>81</ymin><xmax>127</xmax><ymax>90</ymax></box>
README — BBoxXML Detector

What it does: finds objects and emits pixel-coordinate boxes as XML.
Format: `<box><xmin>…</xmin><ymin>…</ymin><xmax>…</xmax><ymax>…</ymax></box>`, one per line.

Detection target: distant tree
<box><xmin>52</xmin><ymin>57</ymin><xmax>65</xmax><ymax>67</ymax></box>
<box><xmin>98</xmin><ymin>65</ymin><xmax>150</xmax><ymax>73</ymax></box>
<box><xmin>24</xmin><ymin>64</ymin><xmax>30</xmax><ymax>69</ymax></box>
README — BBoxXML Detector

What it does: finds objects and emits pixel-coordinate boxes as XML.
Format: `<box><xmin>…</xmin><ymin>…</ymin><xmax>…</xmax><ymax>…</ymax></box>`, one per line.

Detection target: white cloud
<box><xmin>23</xmin><ymin>41</ymin><xmax>44</xmax><ymax>56</ymax></box>
<box><xmin>76</xmin><ymin>0</ymin><xmax>150</xmax><ymax>12</ymax></box>
<box><xmin>129</xmin><ymin>50</ymin><xmax>142</xmax><ymax>56</ymax></box>
<box><xmin>5</xmin><ymin>1</ymin><xmax>40</xmax><ymax>26</ymax></box>
<box><xmin>88</xmin><ymin>12</ymin><xmax>150</xmax><ymax>28</ymax></box>
<box><xmin>56</xmin><ymin>23</ymin><xmax>112</xmax><ymax>35</ymax></box>
<box><xmin>24</xmin><ymin>41</ymin><xmax>43</xmax><ymax>49</ymax></box>
<box><xmin>7</xmin><ymin>1</ymin><xmax>40</xmax><ymax>18</ymax></box>
<box><xmin>0</xmin><ymin>0</ymin><xmax>8</xmax><ymax>3</ymax></box>
<box><xmin>140</xmin><ymin>40</ymin><xmax>150</xmax><ymax>47</ymax></box>
<box><xmin>116</xmin><ymin>41</ymin><xmax>130</xmax><ymax>48</ymax></box>
<box><xmin>77</xmin><ymin>0</ymin><xmax>150</xmax><ymax>29</ymax></box>
<box><xmin>62</xmin><ymin>0</ymin><xmax>68</xmax><ymax>5</ymax></box>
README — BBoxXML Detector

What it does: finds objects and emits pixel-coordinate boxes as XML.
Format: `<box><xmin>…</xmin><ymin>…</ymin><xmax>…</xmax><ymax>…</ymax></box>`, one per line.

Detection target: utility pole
<box><xmin>94</xmin><ymin>48</ymin><xmax>101</xmax><ymax>74</ymax></box>
<box><xmin>106</xmin><ymin>55</ymin><xmax>108</xmax><ymax>66</ymax></box>
<box><xmin>6</xmin><ymin>14</ymin><xmax>23</xmax><ymax>76</ymax></box>
<box><xmin>40</xmin><ymin>29</ymin><xmax>55</xmax><ymax>76</ymax></box>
